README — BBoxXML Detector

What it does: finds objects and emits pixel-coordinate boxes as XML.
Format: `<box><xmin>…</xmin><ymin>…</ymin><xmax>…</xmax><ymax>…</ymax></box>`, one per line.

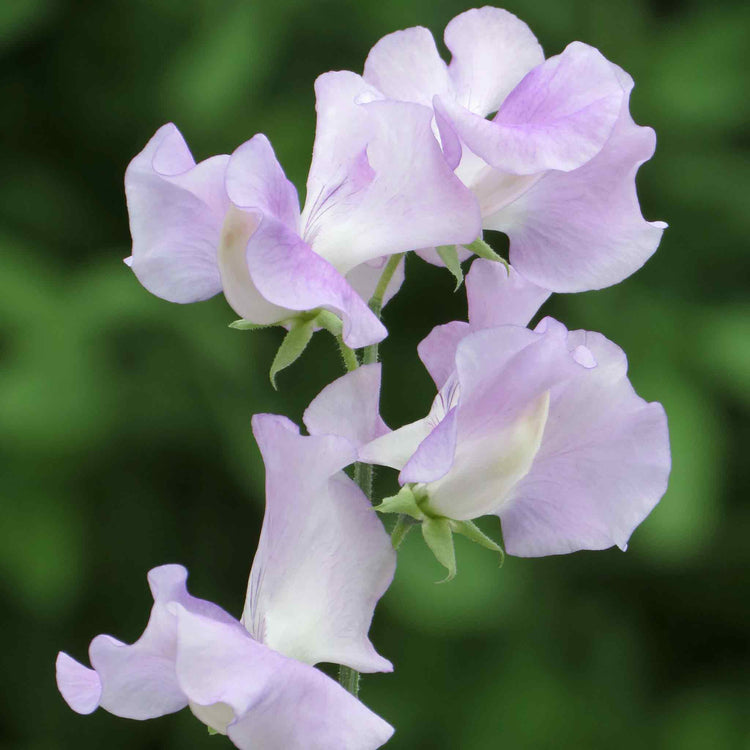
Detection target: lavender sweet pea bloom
<box><xmin>56</xmin><ymin>415</ymin><xmax>396</xmax><ymax>749</ymax></box>
<box><xmin>362</xmin><ymin>7</ymin><xmax>666</xmax><ymax>292</ymax></box>
<box><xmin>361</xmin><ymin>260</ymin><xmax>670</xmax><ymax>556</ymax></box>
<box><xmin>125</xmin><ymin>70</ymin><xmax>478</xmax><ymax>347</ymax></box>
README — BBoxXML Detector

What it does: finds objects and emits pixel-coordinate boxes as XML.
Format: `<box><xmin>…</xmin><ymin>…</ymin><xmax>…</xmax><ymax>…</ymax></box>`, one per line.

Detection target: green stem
<box><xmin>363</xmin><ymin>254</ymin><xmax>403</xmax><ymax>365</ymax></box>
<box><xmin>336</xmin><ymin>254</ymin><xmax>403</xmax><ymax>698</ymax></box>
<box><xmin>336</xmin><ymin>334</ymin><xmax>359</xmax><ymax>372</ymax></box>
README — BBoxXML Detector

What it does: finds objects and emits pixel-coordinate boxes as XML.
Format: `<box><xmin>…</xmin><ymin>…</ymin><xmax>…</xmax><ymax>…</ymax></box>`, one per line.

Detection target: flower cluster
<box><xmin>57</xmin><ymin>8</ymin><xmax>670</xmax><ymax>748</ymax></box>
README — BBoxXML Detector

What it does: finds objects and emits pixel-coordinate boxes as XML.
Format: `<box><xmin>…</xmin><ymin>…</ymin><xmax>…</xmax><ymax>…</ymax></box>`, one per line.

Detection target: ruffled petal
<box><xmin>124</xmin><ymin>123</ymin><xmax>229</xmax><ymax>303</ymax></box>
<box><xmin>244</xmin><ymin>414</ymin><xmax>395</xmax><ymax>673</ymax></box>
<box><xmin>173</xmin><ymin>607</ymin><xmax>394</xmax><ymax>750</ymax></box>
<box><xmin>56</xmin><ymin>565</ymin><xmax>242</xmax><ymax>721</ymax></box>
<box><xmin>304</xmin><ymin>364</ymin><xmax>390</xmax><ymax>449</ymax></box>
<box><xmin>466</xmin><ymin>259</ymin><xmax>550</xmax><ymax>329</ymax></box>
<box><xmin>363</xmin><ymin>26</ymin><xmax>452</xmax><ymax>107</ymax></box>
<box><xmin>225</xmin><ymin>134</ymin><xmax>301</xmax><ymax>230</ymax></box>
<box><xmin>446</xmin><ymin>42</ymin><xmax>623</xmax><ymax>175</ymax></box>
<box><xmin>56</xmin><ymin>652</ymin><xmax>102</xmax><ymax>715</ymax></box>
<box><xmin>487</xmin><ymin>66</ymin><xmax>666</xmax><ymax>291</ymax></box>
<box><xmin>501</xmin><ymin>326</ymin><xmax>671</xmax><ymax>556</ymax></box>
<box><xmin>445</xmin><ymin>7</ymin><xmax>544</xmax><ymax>116</ymax></box>
<box><xmin>417</xmin><ymin>321</ymin><xmax>471</xmax><ymax>389</ymax></box>
<box><xmin>302</xmin><ymin>72</ymin><xmax>481</xmax><ymax>273</ymax></box>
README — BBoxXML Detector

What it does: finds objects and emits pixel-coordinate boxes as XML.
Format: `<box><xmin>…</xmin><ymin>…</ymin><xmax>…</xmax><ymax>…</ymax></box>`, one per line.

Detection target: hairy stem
<box><xmin>337</xmin><ymin>255</ymin><xmax>402</xmax><ymax>697</ymax></box>
<box><xmin>363</xmin><ymin>254</ymin><xmax>403</xmax><ymax>366</ymax></box>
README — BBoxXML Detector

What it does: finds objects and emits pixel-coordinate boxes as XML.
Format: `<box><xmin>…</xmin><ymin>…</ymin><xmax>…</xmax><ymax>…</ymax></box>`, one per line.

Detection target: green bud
<box><xmin>436</xmin><ymin>245</ymin><xmax>464</xmax><ymax>290</ymax></box>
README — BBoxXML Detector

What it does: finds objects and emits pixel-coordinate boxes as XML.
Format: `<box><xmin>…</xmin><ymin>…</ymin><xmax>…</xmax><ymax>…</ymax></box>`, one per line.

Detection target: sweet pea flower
<box><xmin>125</xmin><ymin>70</ymin><xmax>479</xmax><ymax>348</ymax></box>
<box><xmin>56</xmin><ymin>414</ymin><xmax>396</xmax><ymax>749</ymax></box>
<box><xmin>362</xmin><ymin>7</ymin><xmax>666</xmax><ymax>292</ymax></box>
<box><xmin>360</xmin><ymin>259</ymin><xmax>670</xmax><ymax>558</ymax></box>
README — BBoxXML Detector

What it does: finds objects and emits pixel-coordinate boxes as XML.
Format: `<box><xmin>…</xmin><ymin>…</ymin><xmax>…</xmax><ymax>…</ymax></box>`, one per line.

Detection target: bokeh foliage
<box><xmin>1</xmin><ymin>0</ymin><xmax>748</xmax><ymax>747</ymax></box>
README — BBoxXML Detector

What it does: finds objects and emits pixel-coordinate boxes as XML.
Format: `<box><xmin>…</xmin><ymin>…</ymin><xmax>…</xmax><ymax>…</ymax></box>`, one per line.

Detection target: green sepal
<box><xmin>229</xmin><ymin>319</ymin><xmax>278</xmax><ymax>331</ymax></box>
<box><xmin>421</xmin><ymin>517</ymin><xmax>456</xmax><ymax>583</ymax></box>
<box><xmin>436</xmin><ymin>245</ymin><xmax>464</xmax><ymax>290</ymax></box>
<box><xmin>207</xmin><ymin>726</ymin><xmax>220</xmax><ymax>736</ymax></box>
<box><xmin>450</xmin><ymin>519</ymin><xmax>505</xmax><ymax>567</ymax></box>
<box><xmin>464</xmin><ymin>237</ymin><xmax>510</xmax><ymax>268</ymax></box>
<box><xmin>374</xmin><ymin>485</ymin><xmax>425</xmax><ymax>521</ymax></box>
<box><xmin>269</xmin><ymin>318</ymin><xmax>316</xmax><ymax>390</ymax></box>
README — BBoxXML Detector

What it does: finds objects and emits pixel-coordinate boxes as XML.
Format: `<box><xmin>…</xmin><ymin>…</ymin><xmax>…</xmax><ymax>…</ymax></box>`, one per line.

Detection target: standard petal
<box><xmin>125</xmin><ymin>123</ymin><xmax>229</xmax><ymax>303</ymax></box>
<box><xmin>501</xmin><ymin>328</ymin><xmax>671</xmax><ymax>556</ymax></box>
<box><xmin>466</xmin><ymin>259</ymin><xmax>550</xmax><ymax>329</ymax></box>
<box><xmin>56</xmin><ymin>652</ymin><xmax>102</xmax><ymax>715</ymax></box>
<box><xmin>174</xmin><ymin>607</ymin><xmax>394</xmax><ymax>750</ymax></box>
<box><xmin>363</xmin><ymin>26</ymin><xmax>453</xmax><ymax>107</ymax></box>
<box><xmin>226</xmin><ymin>134</ymin><xmax>301</xmax><ymax>230</ymax></box>
<box><xmin>303</xmin><ymin>72</ymin><xmax>481</xmax><ymax>273</ymax></box>
<box><xmin>304</xmin><ymin>364</ymin><xmax>390</xmax><ymax>448</ymax></box>
<box><xmin>244</xmin><ymin>414</ymin><xmax>395</xmax><ymax>673</ymax></box>
<box><xmin>446</xmin><ymin>42</ymin><xmax>623</xmax><ymax>175</ymax></box>
<box><xmin>417</xmin><ymin>321</ymin><xmax>471</xmax><ymax>389</ymax></box>
<box><xmin>238</xmin><ymin>215</ymin><xmax>387</xmax><ymax>348</ymax></box>
<box><xmin>445</xmin><ymin>7</ymin><xmax>544</xmax><ymax>116</ymax></box>
<box><xmin>487</xmin><ymin>66</ymin><xmax>666</xmax><ymax>291</ymax></box>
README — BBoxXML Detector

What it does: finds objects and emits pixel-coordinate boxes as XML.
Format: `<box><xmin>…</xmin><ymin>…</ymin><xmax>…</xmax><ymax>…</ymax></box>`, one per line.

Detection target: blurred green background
<box><xmin>1</xmin><ymin>0</ymin><xmax>748</xmax><ymax>747</ymax></box>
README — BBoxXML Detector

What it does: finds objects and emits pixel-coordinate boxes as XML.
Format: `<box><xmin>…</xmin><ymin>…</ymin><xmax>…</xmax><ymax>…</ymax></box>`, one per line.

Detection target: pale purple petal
<box><xmin>358</xmin><ymin>416</ymin><xmax>435</xmax><ymax>471</ymax></box>
<box><xmin>446</xmin><ymin>42</ymin><xmax>623</xmax><ymax>175</ymax></box>
<box><xmin>303</xmin><ymin>72</ymin><xmax>481</xmax><ymax>273</ymax></box>
<box><xmin>56</xmin><ymin>652</ymin><xmax>102</xmax><ymax>715</ymax></box>
<box><xmin>244</xmin><ymin>414</ymin><xmax>395</xmax><ymax>673</ymax></box>
<box><xmin>57</xmin><ymin>565</ymin><xmax>240</xmax><ymax>721</ymax></box>
<box><xmin>501</xmin><ymin>327</ymin><xmax>671</xmax><ymax>556</ymax></box>
<box><xmin>444</xmin><ymin>7</ymin><xmax>544</xmax><ymax>116</ymax></box>
<box><xmin>304</xmin><ymin>364</ymin><xmax>390</xmax><ymax>448</ymax></box>
<box><xmin>225</xmin><ymin>134</ymin><xmax>301</xmax><ymax>230</ymax></box>
<box><xmin>417</xmin><ymin>321</ymin><xmax>471</xmax><ymax>389</ymax></box>
<box><xmin>345</xmin><ymin>255</ymin><xmax>406</xmax><ymax>310</ymax></box>
<box><xmin>363</xmin><ymin>26</ymin><xmax>452</xmax><ymax>107</ymax></box>
<box><xmin>400</xmin><ymin>406</ymin><xmax>458</xmax><ymax>484</ymax></box>
<box><xmin>124</xmin><ymin>123</ymin><xmax>229</xmax><ymax>303</ymax></box>
<box><xmin>173</xmin><ymin>607</ymin><xmax>394</xmax><ymax>750</ymax></box>
<box><xmin>466</xmin><ymin>259</ymin><xmax>550</xmax><ymax>329</ymax></box>
<box><xmin>487</xmin><ymin>67</ymin><xmax>666</xmax><ymax>292</ymax></box>
<box><xmin>241</xmin><ymin>215</ymin><xmax>387</xmax><ymax>348</ymax></box>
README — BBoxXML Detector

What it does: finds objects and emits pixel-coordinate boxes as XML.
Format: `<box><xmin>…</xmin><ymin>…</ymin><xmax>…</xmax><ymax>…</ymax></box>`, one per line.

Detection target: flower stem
<box><xmin>363</xmin><ymin>254</ymin><xmax>403</xmax><ymax>365</ymax></box>
<box><xmin>337</xmin><ymin>254</ymin><xmax>403</xmax><ymax>698</ymax></box>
